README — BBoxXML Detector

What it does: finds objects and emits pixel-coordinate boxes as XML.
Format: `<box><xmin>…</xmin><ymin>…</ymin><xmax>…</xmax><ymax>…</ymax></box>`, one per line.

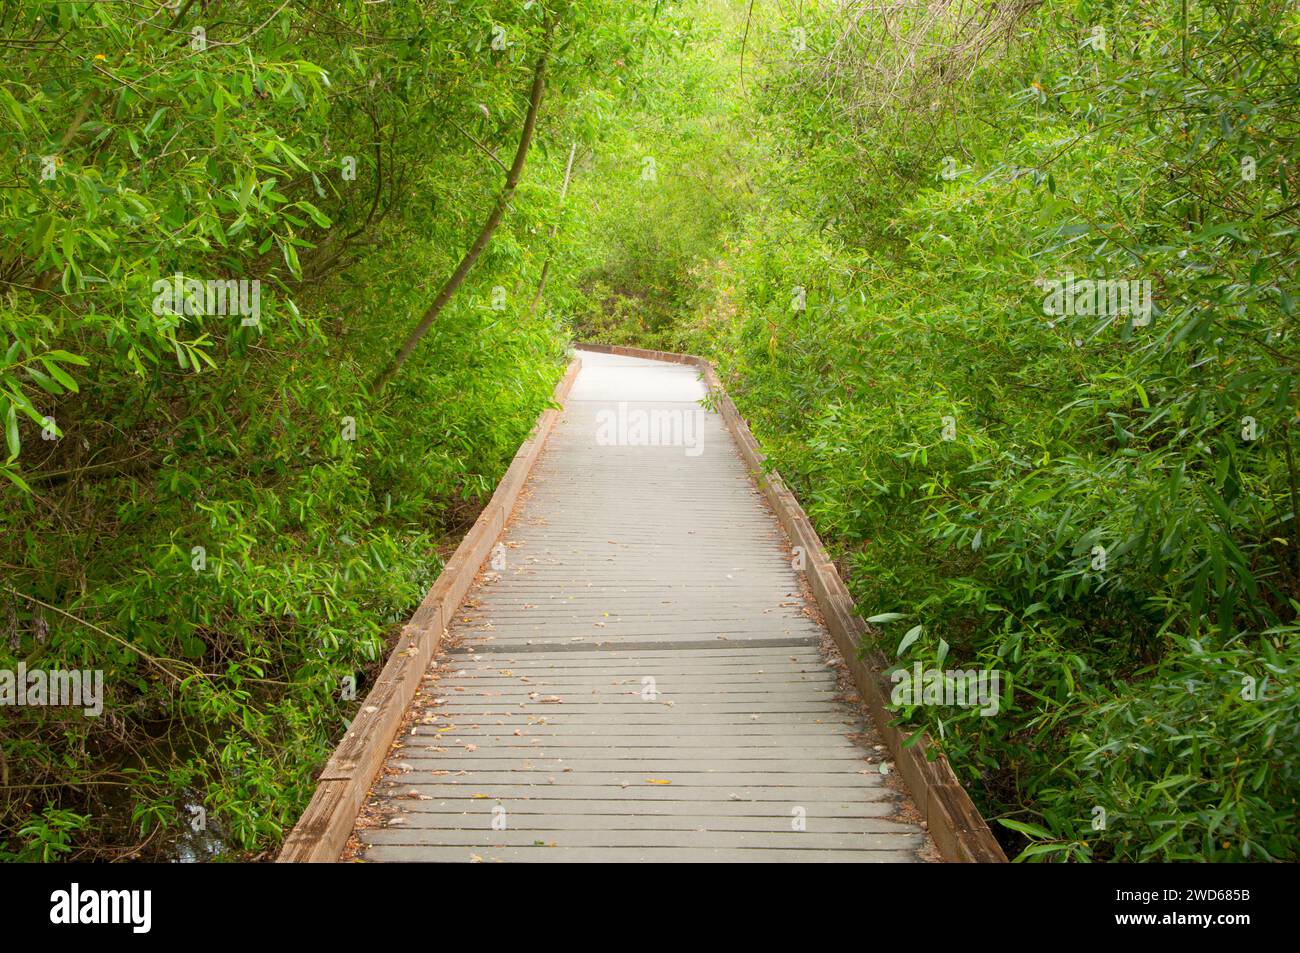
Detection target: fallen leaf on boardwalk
<box><xmin>470</xmin><ymin>854</ymin><xmax>483</xmax><ymax>863</ymax></box>
<box><xmin>645</xmin><ymin>779</ymin><xmax>672</xmax><ymax>785</ymax></box>
<box><xmin>471</xmin><ymin>793</ymin><xmax>492</xmax><ymax>799</ymax></box>
<box><xmin>513</xmin><ymin>729</ymin><xmax>523</xmax><ymax>736</ymax></box>
<box><xmin>594</xmin><ymin>621</ymin><xmax>606</xmax><ymax>627</ymax></box>
<box><xmin>465</xmin><ymin>743</ymin><xmax>477</xmax><ymax>752</ymax></box>
<box><xmin>540</xmin><ymin>695</ymin><xmax>563</xmax><ymax>703</ymax></box>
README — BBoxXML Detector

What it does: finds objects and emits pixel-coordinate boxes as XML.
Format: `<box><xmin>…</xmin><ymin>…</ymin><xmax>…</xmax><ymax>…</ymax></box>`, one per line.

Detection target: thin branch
<box><xmin>369</xmin><ymin>21</ymin><xmax>556</xmax><ymax>395</ymax></box>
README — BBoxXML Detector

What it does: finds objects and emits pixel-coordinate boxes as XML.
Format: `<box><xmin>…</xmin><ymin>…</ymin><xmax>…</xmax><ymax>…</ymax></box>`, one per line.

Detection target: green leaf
<box><xmin>5</xmin><ymin>402</ymin><xmax>19</xmax><ymax>461</ymax></box>
<box><xmin>25</xmin><ymin>365</ymin><xmax>62</xmax><ymax>396</ymax></box>
<box><xmin>43</xmin><ymin>350</ymin><xmax>89</xmax><ymax>367</ymax></box>
<box><xmin>897</xmin><ymin>624</ymin><xmax>923</xmax><ymax>657</ymax></box>
<box><xmin>998</xmin><ymin>818</ymin><xmax>1055</xmax><ymax>840</ymax></box>
<box><xmin>867</xmin><ymin>612</ymin><xmax>907</xmax><ymax>624</ymax></box>
<box><xmin>0</xmin><ymin>464</ymin><xmax>31</xmax><ymax>492</ymax></box>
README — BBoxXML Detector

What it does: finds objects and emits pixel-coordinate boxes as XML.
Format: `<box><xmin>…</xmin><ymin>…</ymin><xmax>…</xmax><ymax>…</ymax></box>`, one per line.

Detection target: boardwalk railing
<box><xmin>280</xmin><ymin>344</ymin><xmax>1006</xmax><ymax>863</ymax></box>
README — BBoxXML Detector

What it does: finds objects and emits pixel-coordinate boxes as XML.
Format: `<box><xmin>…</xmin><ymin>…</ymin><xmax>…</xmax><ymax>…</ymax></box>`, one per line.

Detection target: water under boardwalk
<box><xmin>353</xmin><ymin>349</ymin><xmax>933</xmax><ymax>862</ymax></box>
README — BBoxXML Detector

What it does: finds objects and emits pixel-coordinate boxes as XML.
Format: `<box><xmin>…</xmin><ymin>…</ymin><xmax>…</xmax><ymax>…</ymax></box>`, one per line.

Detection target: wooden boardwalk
<box><xmin>350</xmin><ymin>349</ymin><xmax>933</xmax><ymax>862</ymax></box>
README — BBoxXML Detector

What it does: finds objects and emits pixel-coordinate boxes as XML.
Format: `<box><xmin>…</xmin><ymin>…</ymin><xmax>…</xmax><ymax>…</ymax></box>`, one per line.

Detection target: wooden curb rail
<box><xmin>576</xmin><ymin>342</ymin><xmax>1009</xmax><ymax>864</ymax></box>
<box><xmin>277</xmin><ymin>358</ymin><xmax>582</xmax><ymax>862</ymax></box>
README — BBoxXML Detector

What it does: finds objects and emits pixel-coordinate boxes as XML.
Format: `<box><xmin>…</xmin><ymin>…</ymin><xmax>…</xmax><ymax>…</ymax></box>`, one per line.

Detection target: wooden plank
<box><xmin>380</xmin><ymin>771</ymin><xmax>882</xmax><ymax>787</ymax></box>
<box><xmin>396</xmin><ymin>749</ymin><xmax>869</xmax><ymax>762</ymax></box>
<box><xmin>408</xmin><ymin>725</ymin><xmax>869</xmax><ymax>738</ymax></box>
<box><xmin>396</xmin><ymin>713</ymin><xmax>867</xmax><ymax>726</ymax></box>
<box><xmin>372</xmin><ymin>783</ymin><xmax>896</xmax><ymax>802</ymax></box>
<box><xmin>388</xmin><ymin>760</ymin><xmax>877</xmax><ymax>774</ymax></box>
<box><xmin>389</xmin><ymin>799</ymin><xmax>899</xmax><ymax>818</ymax></box>
<box><xmin>401</xmin><ymin>736</ymin><xmax>864</xmax><ymax>749</ymax></box>
<box><xmin>359</xmin><ymin>845</ymin><xmax>920</xmax><ymax>863</ymax></box>
<box><xmin>362</xmin><ymin>829</ymin><xmax>923</xmax><ymax>850</ymax></box>
<box><xmin>378</xmin><ymin>812</ymin><xmax>901</xmax><ymax>831</ymax></box>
